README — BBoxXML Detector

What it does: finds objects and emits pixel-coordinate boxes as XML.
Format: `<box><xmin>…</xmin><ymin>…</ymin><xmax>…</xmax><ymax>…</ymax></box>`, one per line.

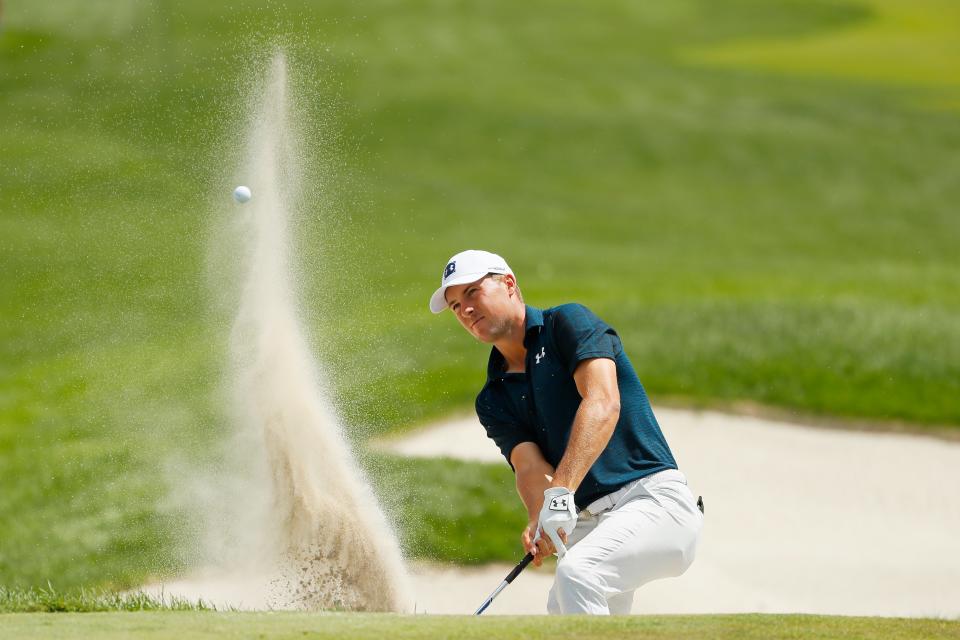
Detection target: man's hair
<box><xmin>490</xmin><ymin>273</ymin><xmax>523</xmax><ymax>303</ymax></box>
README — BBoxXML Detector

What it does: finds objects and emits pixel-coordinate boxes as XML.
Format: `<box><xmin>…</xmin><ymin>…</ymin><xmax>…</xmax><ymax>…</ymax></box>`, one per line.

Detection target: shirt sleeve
<box><xmin>551</xmin><ymin>303</ymin><xmax>623</xmax><ymax>376</ymax></box>
<box><xmin>475</xmin><ymin>393</ymin><xmax>536</xmax><ymax>471</ymax></box>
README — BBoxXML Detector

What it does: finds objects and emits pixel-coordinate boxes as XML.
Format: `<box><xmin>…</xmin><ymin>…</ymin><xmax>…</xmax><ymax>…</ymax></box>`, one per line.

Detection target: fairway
<box><xmin>1</xmin><ymin>0</ymin><xmax>959</xmax><ymax>624</ymax></box>
<box><xmin>1</xmin><ymin>612</ymin><xmax>958</xmax><ymax>640</ymax></box>
<box><xmin>691</xmin><ymin>0</ymin><xmax>960</xmax><ymax>96</ymax></box>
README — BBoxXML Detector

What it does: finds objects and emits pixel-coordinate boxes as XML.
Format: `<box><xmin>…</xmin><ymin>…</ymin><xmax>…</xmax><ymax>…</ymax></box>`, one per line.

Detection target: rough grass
<box><xmin>367</xmin><ymin>454</ymin><xmax>525</xmax><ymax>565</ymax></box>
<box><xmin>1</xmin><ymin>0</ymin><xmax>959</xmax><ymax>593</ymax></box>
<box><xmin>0</xmin><ymin>585</ymin><xmax>216</xmax><ymax>613</ymax></box>
<box><xmin>0</xmin><ymin>612</ymin><xmax>958</xmax><ymax>639</ymax></box>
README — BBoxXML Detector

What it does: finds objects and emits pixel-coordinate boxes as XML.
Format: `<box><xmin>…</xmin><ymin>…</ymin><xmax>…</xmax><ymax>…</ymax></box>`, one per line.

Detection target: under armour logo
<box><xmin>534</xmin><ymin>347</ymin><xmax>546</xmax><ymax>364</ymax></box>
<box><xmin>549</xmin><ymin>496</ymin><xmax>568</xmax><ymax>511</ymax></box>
<box><xmin>443</xmin><ymin>261</ymin><xmax>456</xmax><ymax>280</ymax></box>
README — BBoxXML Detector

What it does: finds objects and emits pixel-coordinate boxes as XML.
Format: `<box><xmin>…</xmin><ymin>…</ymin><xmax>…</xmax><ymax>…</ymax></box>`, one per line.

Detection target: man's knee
<box><xmin>546</xmin><ymin>582</ymin><xmax>562</xmax><ymax>614</ymax></box>
<box><xmin>556</xmin><ymin>554</ymin><xmax>602</xmax><ymax>595</ymax></box>
<box><xmin>554</xmin><ymin>554</ymin><xmax>612</xmax><ymax>614</ymax></box>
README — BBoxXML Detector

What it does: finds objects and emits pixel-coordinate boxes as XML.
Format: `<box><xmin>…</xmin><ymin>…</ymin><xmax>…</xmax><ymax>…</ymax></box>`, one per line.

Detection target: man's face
<box><xmin>444</xmin><ymin>274</ymin><xmax>517</xmax><ymax>342</ymax></box>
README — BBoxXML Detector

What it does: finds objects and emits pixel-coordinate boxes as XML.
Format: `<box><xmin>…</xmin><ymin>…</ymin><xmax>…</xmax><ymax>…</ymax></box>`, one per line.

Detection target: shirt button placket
<box><xmin>525</xmin><ymin>343</ymin><xmax>544</xmax><ymax>433</ymax></box>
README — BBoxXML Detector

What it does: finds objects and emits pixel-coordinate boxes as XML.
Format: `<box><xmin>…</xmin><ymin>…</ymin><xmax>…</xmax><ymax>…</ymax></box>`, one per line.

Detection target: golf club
<box><xmin>473</xmin><ymin>552</ymin><xmax>535</xmax><ymax>615</ymax></box>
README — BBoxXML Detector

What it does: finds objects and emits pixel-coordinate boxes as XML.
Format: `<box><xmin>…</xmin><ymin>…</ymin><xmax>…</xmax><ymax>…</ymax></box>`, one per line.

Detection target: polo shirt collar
<box><xmin>486</xmin><ymin>305</ymin><xmax>544</xmax><ymax>379</ymax></box>
<box><xmin>524</xmin><ymin>304</ymin><xmax>544</xmax><ymax>335</ymax></box>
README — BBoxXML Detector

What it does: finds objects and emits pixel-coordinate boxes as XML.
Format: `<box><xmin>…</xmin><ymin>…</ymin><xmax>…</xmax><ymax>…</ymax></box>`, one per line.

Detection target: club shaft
<box><xmin>473</xmin><ymin>580</ymin><xmax>507</xmax><ymax>615</ymax></box>
<box><xmin>473</xmin><ymin>552</ymin><xmax>534</xmax><ymax>615</ymax></box>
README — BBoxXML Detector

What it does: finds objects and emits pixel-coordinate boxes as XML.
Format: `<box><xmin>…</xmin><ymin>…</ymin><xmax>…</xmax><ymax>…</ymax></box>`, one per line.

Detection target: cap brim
<box><xmin>429</xmin><ymin>272</ymin><xmax>488</xmax><ymax>313</ymax></box>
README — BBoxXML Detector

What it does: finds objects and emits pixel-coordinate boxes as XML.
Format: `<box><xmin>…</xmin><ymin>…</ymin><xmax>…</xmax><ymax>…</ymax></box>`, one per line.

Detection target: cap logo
<box><xmin>443</xmin><ymin>261</ymin><xmax>457</xmax><ymax>281</ymax></box>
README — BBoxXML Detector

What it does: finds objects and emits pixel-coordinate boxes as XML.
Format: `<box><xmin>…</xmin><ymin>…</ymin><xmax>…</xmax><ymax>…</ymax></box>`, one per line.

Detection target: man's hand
<box><xmin>535</xmin><ymin>487</ymin><xmax>577</xmax><ymax>559</ymax></box>
<box><xmin>522</xmin><ymin>519</ymin><xmax>558</xmax><ymax>567</ymax></box>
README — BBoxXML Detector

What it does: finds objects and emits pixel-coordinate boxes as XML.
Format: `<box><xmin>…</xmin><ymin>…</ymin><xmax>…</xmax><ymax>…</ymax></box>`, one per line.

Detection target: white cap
<box><xmin>429</xmin><ymin>249</ymin><xmax>514</xmax><ymax>313</ymax></box>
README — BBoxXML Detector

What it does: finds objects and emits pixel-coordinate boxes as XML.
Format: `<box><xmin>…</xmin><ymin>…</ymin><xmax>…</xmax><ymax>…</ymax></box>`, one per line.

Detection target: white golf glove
<box><xmin>535</xmin><ymin>487</ymin><xmax>577</xmax><ymax>559</ymax></box>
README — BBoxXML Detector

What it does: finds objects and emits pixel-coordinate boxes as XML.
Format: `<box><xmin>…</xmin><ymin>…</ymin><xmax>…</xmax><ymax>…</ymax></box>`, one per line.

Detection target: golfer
<box><xmin>429</xmin><ymin>249</ymin><xmax>703</xmax><ymax>615</ymax></box>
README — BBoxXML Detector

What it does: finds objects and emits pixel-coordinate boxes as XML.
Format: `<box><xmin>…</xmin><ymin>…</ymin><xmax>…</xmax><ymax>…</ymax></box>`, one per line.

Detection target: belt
<box><xmin>581</xmin><ymin>469</ymin><xmax>686</xmax><ymax>516</ymax></box>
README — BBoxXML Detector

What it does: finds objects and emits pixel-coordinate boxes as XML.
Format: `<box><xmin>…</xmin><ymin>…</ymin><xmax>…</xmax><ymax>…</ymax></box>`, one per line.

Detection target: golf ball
<box><xmin>233</xmin><ymin>185</ymin><xmax>252</xmax><ymax>203</ymax></box>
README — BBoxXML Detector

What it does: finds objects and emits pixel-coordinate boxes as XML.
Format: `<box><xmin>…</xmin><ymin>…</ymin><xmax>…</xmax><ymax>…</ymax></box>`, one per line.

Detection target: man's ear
<box><xmin>504</xmin><ymin>274</ymin><xmax>518</xmax><ymax>296</ymax></box>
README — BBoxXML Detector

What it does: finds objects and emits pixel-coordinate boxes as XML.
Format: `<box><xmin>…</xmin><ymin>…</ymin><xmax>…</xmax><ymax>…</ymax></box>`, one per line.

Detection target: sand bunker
<box><xmin>148</xmin><ymin>407</ymin><xmax>959</xmax><ymax>617</ymax></box>
<box><xmin>377</xmin><ymin>408</ymin><xmax>960</xmax><ymax>618</ymax></box>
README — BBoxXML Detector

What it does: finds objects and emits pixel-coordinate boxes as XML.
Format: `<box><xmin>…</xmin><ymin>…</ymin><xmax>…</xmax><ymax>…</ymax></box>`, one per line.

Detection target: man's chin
<box><xmin>471</xmin><ymin>323</ymin><xmax>500</xmax><ymax>344</ymax></box>
<box><xmin>472</xmin><ymin>329</ymin><xmax>496</xmax><ymax>344</ymax></box>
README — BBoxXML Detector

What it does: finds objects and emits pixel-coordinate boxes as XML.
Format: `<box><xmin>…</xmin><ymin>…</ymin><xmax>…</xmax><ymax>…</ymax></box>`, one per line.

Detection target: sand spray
<box><xmin>189</xmin><ymin>50</ymin><xmax>411</xmax><ymax>611</ymax></box>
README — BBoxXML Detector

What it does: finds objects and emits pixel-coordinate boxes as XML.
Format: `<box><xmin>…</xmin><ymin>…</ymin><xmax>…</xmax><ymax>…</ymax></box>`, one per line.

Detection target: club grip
<box><xmin>505</xmin><ymin>552</ymin><xmax>534</xmax><ymax>583</ymax></box>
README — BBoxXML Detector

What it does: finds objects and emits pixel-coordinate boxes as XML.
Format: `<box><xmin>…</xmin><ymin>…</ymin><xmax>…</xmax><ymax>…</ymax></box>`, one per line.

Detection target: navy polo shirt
<box><xmin>475</xmin><ymin>304</ymin><xmax>677</xmax><ymax>510</ymax></box>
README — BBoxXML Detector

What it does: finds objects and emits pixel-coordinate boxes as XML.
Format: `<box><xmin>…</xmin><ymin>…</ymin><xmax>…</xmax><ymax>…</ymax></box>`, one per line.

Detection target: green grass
<box><xmin>368</xmin><ymin>454</ymin><xmax>525</xmax><ymax>564</ymax></box>
<box><xmin>690</xmin><ymin>0</ymin><xmax>960</xmax><ymax>96</ymax></box>
<box><xmin>1</xmin><ymin>612</ymin><xmax>958</xmax><ymax>639</ymax></box>
<box><xmin>0</xmin><ymin>585</ymin><xmax>215</xmax><ymax>613</ymax></box>
<box><xmin>2</xmin><ymin>0</ymin><xmax>960</xmax><ymax>592</ymax></box>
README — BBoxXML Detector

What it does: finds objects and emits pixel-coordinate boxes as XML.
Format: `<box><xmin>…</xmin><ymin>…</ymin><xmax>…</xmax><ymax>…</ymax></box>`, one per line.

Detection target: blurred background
<box><xmin>1</xmin><ymin>0</ymin><xmax>958</xmax><ymax>595</ymax></box>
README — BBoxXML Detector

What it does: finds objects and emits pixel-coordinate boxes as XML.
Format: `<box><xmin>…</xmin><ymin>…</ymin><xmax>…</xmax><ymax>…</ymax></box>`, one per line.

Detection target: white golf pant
<box><xmin>546</xmin><ymin>469</ymin><xmax>703</xmax><ymax>615</ymax></box>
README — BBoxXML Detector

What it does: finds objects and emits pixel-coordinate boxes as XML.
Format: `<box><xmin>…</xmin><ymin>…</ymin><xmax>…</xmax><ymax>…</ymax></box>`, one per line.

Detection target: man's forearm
<box><xmin>551</xmin><ymin>396</ymin><xmax>620</xmax><ymax>492</ymax></box>
<box><xmin>516</xmin><ymin>464</ymin><xmax>555</xmax><ymax>521</ymax></box>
